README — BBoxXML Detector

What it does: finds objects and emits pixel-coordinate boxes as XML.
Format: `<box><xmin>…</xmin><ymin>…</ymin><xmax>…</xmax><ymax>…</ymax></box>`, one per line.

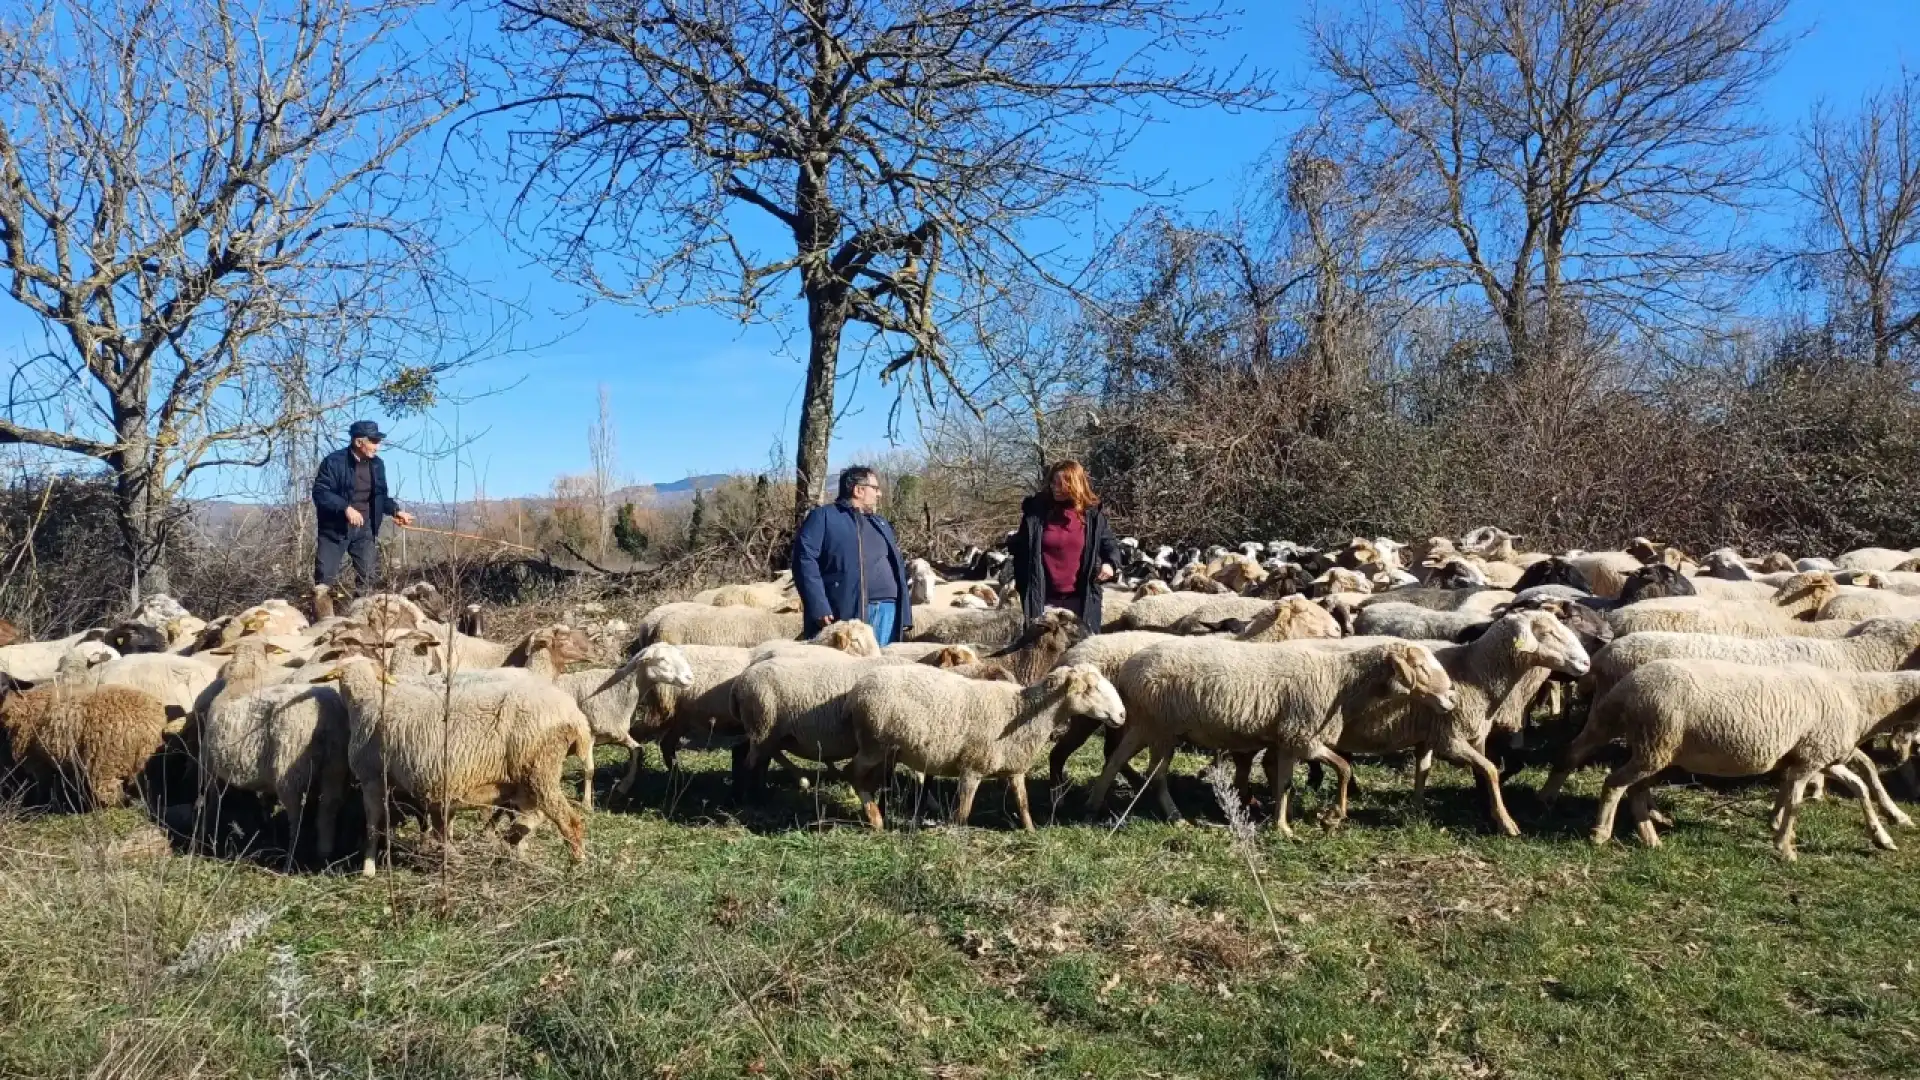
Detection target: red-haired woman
<box><xmin>1010</xmin><ymin>461</ymin><xmax>1122</xmax><ymax>632</ymax></box>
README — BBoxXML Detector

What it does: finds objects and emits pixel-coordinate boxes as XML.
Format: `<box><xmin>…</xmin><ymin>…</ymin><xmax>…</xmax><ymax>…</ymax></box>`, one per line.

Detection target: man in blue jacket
<box><xmin>311</xmin><ymin>420</ymin><xmax>413</xmax><ymax>589</ymax></box>
<box><xmin>791</xmin><ymin>466</ymin><xmax>912</xmax><ymax>644</ymax></box>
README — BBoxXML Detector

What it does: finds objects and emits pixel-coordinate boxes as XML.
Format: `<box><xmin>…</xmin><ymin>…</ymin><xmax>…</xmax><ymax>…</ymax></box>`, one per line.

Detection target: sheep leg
<box><xmin>850</xmin><ymin>752</ymin><xmax>887</xmax><ymax>831</ymax></box>
<box><xmin>1847</xmin><ymin>748</ymin><xmax>1912</xmax><ymax>829</ymax></box>
<box><xmin>1411</xmin><ymin>746</ymin><xmax>1433</xmax><ymax>803</ymax></box>
<box><xmin>1143</xmin><ymin>742</ymin><xmax>1182</xmax><ymax>824</ymax></box>
<box><xmin>532</xmin><ymin>780</ymin><xmax>587</xmax><ymax>862</ymax></box>
<box><xmin>275</xmin><ymin>775</ymin><xmax>309</xmax><ymax>870</ymax></box>
<box><xmin>1826</xmin><ymin>762</ymin><xmax>1897</xmax><ymax>852</ymax></box>
<box><xmin>1593</xmin><ymin>757</ymin><xmax>1663</xmax><ymax>846</ymax></box>
<box><xmin>1541</xmin><ymin>718</ymin><xmax>1617</xmax><ymax>804</ymax></box>
<box><xmin>1439</xmin><ymin>737</ymin><xmax>1520</xmax><ymax>837</ymax></box>
<box><xmin>1102</xmin><ymin>725</ymin><xmax>1148</xmax><ymax>788</ymax></box>
<box><xmin>1772</xmin><ymin>772</ymin><xmax>1813</xmax><ymax>861</ymax></box>
<box><xmin>1806</xmin><ymin>772</ymin><xmax>1827</xmax><ymax>802</ymax></box>
<box><xmin>1084</xmin><ymin>725</ymin><xmax>1149</xmax><ymax>815</ymax></box>
<box><xmin>359</xmin><ymin>777</ymin><xmax>388</xmax><ymax>879</ymax></box>
<box><xmin>1048</xmin><ymin>716</ymin><xmax>1098</xmax><ymax>788</ymax></box>
<box><xmin>1267</xmin><ymin>750</ymin><xmax>1298</xmax><ymax>838</ymax></box>
<box><xmin>314</xmin><ymin>756</ymin><xmax>348</xmax><ymax>865</ymax></box>
<box><xmin>613</xmin><ymin>742</ymin><xmax>645</xmax><ymax>797</ymax></box>
<box><xmin>1306</xmin><ymin>745</ymin><xmax>1353</xmax><ymax>824</ymax></box>
<box><xmin>1627</xmin><ymin>783</ymin><xmax>1661</xmax><ymax>848</ymax></box>
<box><xmin>953</xmin><ymin>773</ymin><xmax>981</xmax><ymax>828</ymax></box>
<box><xmin>1008</xmin><ymin>773</ymin><xmax>1035</xmax><ymax>832</ymax></box>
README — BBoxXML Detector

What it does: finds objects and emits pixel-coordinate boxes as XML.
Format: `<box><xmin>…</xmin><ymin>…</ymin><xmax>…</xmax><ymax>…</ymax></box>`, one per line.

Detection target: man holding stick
<box><xmin>311</xmin><ymin>420</ymin><xmax>413</xmax><ymax>590</ymax></box>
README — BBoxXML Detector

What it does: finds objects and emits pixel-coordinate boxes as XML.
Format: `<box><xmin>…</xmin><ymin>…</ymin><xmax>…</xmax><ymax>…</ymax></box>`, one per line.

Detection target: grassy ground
<box><xmin>2</xmin><ymin>748</ymin><xmax>1917</xmax><ymax>1080</ymax></box>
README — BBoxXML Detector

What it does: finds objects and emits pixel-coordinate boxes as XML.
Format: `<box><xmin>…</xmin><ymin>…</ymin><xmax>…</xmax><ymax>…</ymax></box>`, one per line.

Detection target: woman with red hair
<box><xmin>1010</xmin><ymin>460</ymin><xmax>1122</xmax><ymax>631</ymax></box>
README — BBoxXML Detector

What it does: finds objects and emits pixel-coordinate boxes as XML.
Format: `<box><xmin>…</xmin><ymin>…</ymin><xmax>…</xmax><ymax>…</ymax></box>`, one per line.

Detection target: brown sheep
<box><xmin>0</xmin><ymin>675</ymin><xmax>169</xmax><ymax>809</ymax></box>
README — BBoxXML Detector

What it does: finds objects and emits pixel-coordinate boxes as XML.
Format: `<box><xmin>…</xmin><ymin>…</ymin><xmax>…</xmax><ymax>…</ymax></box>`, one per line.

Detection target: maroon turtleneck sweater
<box><xmin>1040</xmin><ymin>505</ymin><xmax>1085</xmax><ymax>605</ymax></box>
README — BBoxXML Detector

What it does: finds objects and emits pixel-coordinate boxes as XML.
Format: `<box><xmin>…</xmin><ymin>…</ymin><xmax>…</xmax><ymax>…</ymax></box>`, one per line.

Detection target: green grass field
<box><xmin>2</xmin><ymin>749</ymin><xmax>1916</xmax><ymax>1080</ymax></box>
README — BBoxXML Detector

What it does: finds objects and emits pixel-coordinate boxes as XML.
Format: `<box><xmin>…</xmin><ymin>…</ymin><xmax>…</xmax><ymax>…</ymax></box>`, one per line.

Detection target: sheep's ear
<box><xmin>1510</xmin><ymin>618</ymin><xmax>1540</xmax><ymax>655</ymax></box>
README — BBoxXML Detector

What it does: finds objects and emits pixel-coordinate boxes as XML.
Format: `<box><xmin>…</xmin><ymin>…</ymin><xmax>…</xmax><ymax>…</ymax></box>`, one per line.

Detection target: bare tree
<box><xmin>587</xmin><ymin>383</ymin><xmax>618</xmax><ymax>557</ymax></box>
<box><xmin>486</xmin><ymin>0</ymin><xmax>1269</xmax><ymax>527</ymax></box>
<box><xmin>1796</xmin><ymin>72</ymin><xmax>1920</xmax><ymax>368</ymax></box>
<box><xmin>1307</xmin><ymin>0</ymin><xmax>1789</xmax><ymax>372</ymax></box>
<box><xmin>0</xmin><ymin>0</ymin><xmax>473</xmax><ymax>599</ymax></box>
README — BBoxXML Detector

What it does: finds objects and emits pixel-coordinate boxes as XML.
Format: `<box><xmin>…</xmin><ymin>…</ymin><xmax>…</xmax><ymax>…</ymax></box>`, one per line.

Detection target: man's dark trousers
<box><xmin>315</xmin><ymin>526</ymin><xmax>378</xmax><ymax>587</ymax></box>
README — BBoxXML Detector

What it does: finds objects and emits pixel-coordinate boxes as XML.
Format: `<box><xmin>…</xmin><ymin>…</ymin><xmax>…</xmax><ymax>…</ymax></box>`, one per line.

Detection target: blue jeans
<box><xmin>864</xmin><ymin>599</ymin><xmax>900</xmax><ymax>646</ymax></box>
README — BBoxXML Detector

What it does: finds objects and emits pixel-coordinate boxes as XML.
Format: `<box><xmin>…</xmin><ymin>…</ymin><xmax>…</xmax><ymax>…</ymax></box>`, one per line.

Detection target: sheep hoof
<box><xmin>1872</xmin><ymin>830</ymin><xmax>1898</xmax><ymax>852</ymax></box>
<box><xmin>360</xmin><ymin>859</ymin><xmax>377</xmax><ymax>879</ymax></box>
<box><xmin>1648</xmin><ymin>809</ymin><xmax>1674</xmax><ymax>828</ymax></box>
<box><xmin>1589</xmin><ymin>831</ymin><xmax>1612</xmax><ymax>847</ymax></box>
<box><xmin>1886</xmin><ymin>809</ymin><xmax>1914</xmax><ymax>830</ymax></box>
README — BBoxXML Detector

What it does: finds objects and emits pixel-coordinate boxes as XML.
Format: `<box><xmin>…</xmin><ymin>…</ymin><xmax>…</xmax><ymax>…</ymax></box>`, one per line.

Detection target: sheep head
<box><xmin>1702</xmin><ymin>548</ymin><xmax>1755</xmax><ymax>580</ymax></box>
<box><xmin>1506</xmin><ymin>612</ymin><xmax>1590</xmax><ymax>677</ymax></box>
<box><xmin>812</xmin><ymin>619</ymin><xmax>882</xmax><ymax>657</ymax></box>
<box><xmin>1239</xmin><ymin>596</ymin><xmax>1342</xmax><ymax>641</ymax></box>
<box><xmin>1046</xmin><ymin>663</ymin><xmax>1125</xmax><ymax>729</ymax></box>
<box><xmin>1835</xmin><ymin>570</ymin><xmax>1891</xmax><ymax>590</ymax></box>
<box><xmin>925</xmin><ymin>645</ymin><xmax>980</xmax><ymax>668</ymax></box>
<box><xmin>1133</xmin><ymin>579</ymin><xmax>1171</xmax><ymax>598</ymax></box>
<box><xmin>592</xmin><ymin>642</ymin><xmax>694</xmax><ymax>700</ymax></box>
<box><xmin>1758</xmin><ymin>552</ymin><xmax>1797</xmax><ymax>573</ymax></box>
<box><xmin>1773</xmin><ymin>571</ymin><xmax>1839</xmax><ymax>617</ymax></box>
<box><xmin>1384</xmin><ymin>643</ymin><xmax>1456</xmax><ymax>714</ymax></box>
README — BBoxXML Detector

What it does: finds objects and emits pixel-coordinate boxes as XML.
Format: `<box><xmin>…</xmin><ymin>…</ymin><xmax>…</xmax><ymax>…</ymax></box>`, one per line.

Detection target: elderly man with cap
<box><xmin>311</xmin><ymin>420</ymin><xmax>413</xmax><ymax>589</ymax></box>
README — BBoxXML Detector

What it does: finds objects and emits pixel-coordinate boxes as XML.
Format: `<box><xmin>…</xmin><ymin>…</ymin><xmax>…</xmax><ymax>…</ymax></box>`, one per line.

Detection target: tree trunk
<box><xmin>1872</xmin><ymin>282</ymin><xmax>1892</xmax><ymax>368</ymax></box>
<box><xmin>793</xmin><ymin>287</ymin><xmax>847</xmax><ymax>529</ymax></box>
<box><xmin>109</xmin><ymin>429</ymin><xmax>170</xmax><ymax>604</ymax></box>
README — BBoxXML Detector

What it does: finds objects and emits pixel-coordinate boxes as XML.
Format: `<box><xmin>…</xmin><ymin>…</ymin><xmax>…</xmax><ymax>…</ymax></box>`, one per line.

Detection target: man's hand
<box><xmin>344</xmin><ymin>507</ymin><xmax>364</xmax><ymax>528</ymax></box>
<box><xmin>820</xmin><ymin>615</ymin><xmax>837</xmax><ymax>625</ymax></box>
<box><xmin>394</xmin><ymin>511</ymin><xmax>415</xmax><ymax>527</ymax></box>
<box><xmin>1097</xmin><ymin>563</ymin><xmax>1115</xmax><ymax>582</ymax></box>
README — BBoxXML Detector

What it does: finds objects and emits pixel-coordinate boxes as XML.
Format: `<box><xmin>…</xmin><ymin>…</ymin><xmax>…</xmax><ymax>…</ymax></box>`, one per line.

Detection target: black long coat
<box><xmin>1010</xmin><ymin>494</ymin><xmax>1123</xmax><ymax>631</ymax></box>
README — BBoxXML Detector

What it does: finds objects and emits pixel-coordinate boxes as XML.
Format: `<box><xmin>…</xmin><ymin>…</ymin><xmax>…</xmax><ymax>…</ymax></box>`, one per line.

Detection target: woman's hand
<box><xmin>1097</xmin><ymin>563</ymin><xmax>1115</xmax><ymax>582</ymax></box>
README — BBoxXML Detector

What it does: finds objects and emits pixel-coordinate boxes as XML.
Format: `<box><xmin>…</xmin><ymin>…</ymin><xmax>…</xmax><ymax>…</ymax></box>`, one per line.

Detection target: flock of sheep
<box><xmin>4</xmin><ymin>526</ymin><xmax>1920</xmax><ymax>876</ymax></box>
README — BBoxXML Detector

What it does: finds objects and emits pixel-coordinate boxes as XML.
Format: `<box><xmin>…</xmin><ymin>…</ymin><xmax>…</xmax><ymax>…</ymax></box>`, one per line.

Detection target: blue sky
<box><xmin>7</xmin><ymin>1</ymin><xmax>1919</xmax><ymax>503</ymax></box>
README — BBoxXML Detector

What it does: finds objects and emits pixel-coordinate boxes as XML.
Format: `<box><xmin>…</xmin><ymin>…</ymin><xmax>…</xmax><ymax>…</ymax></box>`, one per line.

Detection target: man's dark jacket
<box><xmin>1010</xmin><ymin>494</ymin><xmax>1123</xmax><ymax>631</ymax></box>
<box><xmin>311</xmin><ymin>447</ymin><xmax>400</xmax><ymax>540</ymax></box>
<box><xmin>791</xmin><ymin>498</ymin><xmax>913</xmax><ymax>637</ymax></box>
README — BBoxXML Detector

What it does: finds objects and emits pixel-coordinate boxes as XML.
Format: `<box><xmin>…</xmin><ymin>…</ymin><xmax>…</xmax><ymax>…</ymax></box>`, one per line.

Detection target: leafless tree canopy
<box><xmin>1308</xmin><ymin>0</ymin><xmax>1789</xmax><ymax>370</ymax></box>
<box><xmin>0</xmin><ymin>0</ymin><xmax>473</xmax><ymax>596</ymax></box>
<box><xmin>487</xmin><ymin>0</ymin><xmax>1269</xmax><ymax>525</ymax></box>
<box><xmin>1796</xmin><ymin>71</ymin><xmax>1920</xmax><ymax>368</ymax></box>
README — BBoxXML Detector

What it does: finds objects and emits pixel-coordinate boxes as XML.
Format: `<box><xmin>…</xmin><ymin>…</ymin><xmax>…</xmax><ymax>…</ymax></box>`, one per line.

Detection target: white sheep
<box><xmin>747</xmin><ymin>619</ymin><xmax>882</xmax><ymax>663</ymax></box>
<box><xmin>1546</xmin><ymin>659</ymin><xmax>1920</xmax><ymax>858</ymax></box>
<box><xmin>1089</xmin><ymin>638</ymin><xmax>1457</xmax><ymax>833</ymax></box>
<box><xmin>903</xmin><ymin>604</ymin><xmax>1022</xmax><ymax>648</ymax></box>
<box><xmin>1834</xmin><ymin>547</ymin><xmax>1920</xmax><ymax>572</ymax></box>
<box><xmin>81</xmin><ymin>651</ymin><xmax>219</xmax><ymax>732</ymax></box>
<box><xmin>592</xmin><ymin>642</ymin><xmax>753</xmax><ymax>796</ymax></box>
<box><xmin>906</xmin><ymin>558</ymin><xmax>942</xmax><ymax>605</ymax></box>
<box><xmin>319</xmin><ymin>656</ymin><xmax>594</xmax><ymax>876</ymax></box>
<box><xmin>196</xmin><ymin>640</ymin><xmax>351</xmax><ymax>861</ymax></box>
<box><xmin>636</xmin><ymin>601</ymin><xmax>804</xmax><ymax>649</ymax></box>
<box><xmin>1325</xmin><ymin>612</ymin><xmax>1591</xmax><ymax>835</ymax></box>
<box><xmin>1590</xmin><ymin>618</ymin><xmax>1920</xmax><ymax>699</ymax></box>
<box><xmin>0</xmin><ymin>631</ymin><xmax>113</xmax><ymax>684</ymax></box>
<box><xmin>1350</xmin><ymin>603</ymin><xmax>1492</xmax><ymax>642</ymax></box>
<box><xmin>734</xmin><ymin>651</ymin><xmax>918</xmax><ymax>785</ymax></box>
<box><xmin>845</xmin><ymin>663</ymin><xmax>1126</xmax><ymax>830</ymax></box>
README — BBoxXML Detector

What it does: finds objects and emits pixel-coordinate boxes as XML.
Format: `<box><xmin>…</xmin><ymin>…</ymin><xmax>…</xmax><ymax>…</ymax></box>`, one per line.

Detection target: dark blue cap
<box><xmin>348</xmin><ymin>420</ymin><xmax>385</xmax><ymax>442</ymax></box>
